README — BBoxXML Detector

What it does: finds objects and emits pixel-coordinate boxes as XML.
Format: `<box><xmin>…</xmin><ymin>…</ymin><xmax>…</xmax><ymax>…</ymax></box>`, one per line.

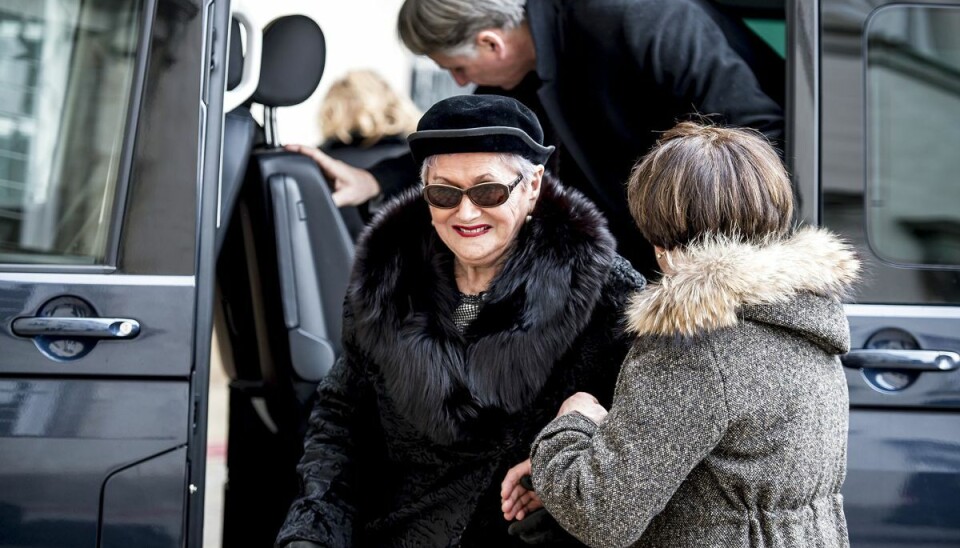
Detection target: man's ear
<box><xmin>476</xmin><ymin>29</ymin><xmax>507</xmax><ymax>58</ymax></box>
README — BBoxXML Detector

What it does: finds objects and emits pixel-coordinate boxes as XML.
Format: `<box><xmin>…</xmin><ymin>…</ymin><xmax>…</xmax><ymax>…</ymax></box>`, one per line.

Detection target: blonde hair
<box><xmin>627</xmin><ymin>121</ymin><xmax>793</xmax><ymax>250</ymax></box>
<box><xmin>319</xmin><ymin>70</ymin><xmax>421</xmax><ymax>146</ymax></box>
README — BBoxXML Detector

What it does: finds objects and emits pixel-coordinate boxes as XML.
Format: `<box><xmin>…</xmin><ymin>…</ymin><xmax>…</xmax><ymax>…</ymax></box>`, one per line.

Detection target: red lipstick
<box><xmin>453</xmin><ymin>224</ymin><xmax>492</xmax><ymax>238</ymax></box>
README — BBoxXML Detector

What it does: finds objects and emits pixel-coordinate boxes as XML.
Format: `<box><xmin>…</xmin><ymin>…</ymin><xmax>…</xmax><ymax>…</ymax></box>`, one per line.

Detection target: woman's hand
<box><xmin>500</xmin><ymin>459</ymin><xmax>543</xmax><ymax>521</ymax></box>
<box><xmin>557</xmin><ymin>392</ymin><xmax>608</xmax><ymax>424</ymax></box>
<box><xmin>284</xmin><ymin>144</ymin><xmax>380</xmax><ymax>206</ymax></box>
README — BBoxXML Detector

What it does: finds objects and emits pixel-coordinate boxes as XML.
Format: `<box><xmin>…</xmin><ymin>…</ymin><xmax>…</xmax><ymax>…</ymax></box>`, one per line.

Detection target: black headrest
<box><xmin>253</xmin><ymin>15</ymin><xmax>326</xmax><ymax>107</ymax></box>
<box><xmin>227</xmin><ymin>18</ymin><xmax>243</xmax><ymax>91</ymax></box>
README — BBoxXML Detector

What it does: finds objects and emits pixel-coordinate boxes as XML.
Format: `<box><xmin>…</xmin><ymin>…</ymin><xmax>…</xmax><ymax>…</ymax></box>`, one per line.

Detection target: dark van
<box><xmin>0</xmin><ymin>1</ymin><xmax>957</xmax><ymax>546</ymax></box>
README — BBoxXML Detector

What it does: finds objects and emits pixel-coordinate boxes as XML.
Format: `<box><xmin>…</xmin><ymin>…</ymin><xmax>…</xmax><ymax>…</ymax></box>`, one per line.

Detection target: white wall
<box><xmin>244</xmin><ymin>0</ymin><xmax>414</xmax><ymax>146</ymax></box>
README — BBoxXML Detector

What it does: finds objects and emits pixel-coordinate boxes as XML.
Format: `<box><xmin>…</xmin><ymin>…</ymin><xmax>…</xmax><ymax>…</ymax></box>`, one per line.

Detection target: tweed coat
<box><xmin>530</xmin><ymin>228</ymin><xmax>859</xmax><ymax>548</ymax></box>
<box><xmin>276</xmin><ymin>175</ymin><xmax>645</xmax><ymax>547</ymax></box>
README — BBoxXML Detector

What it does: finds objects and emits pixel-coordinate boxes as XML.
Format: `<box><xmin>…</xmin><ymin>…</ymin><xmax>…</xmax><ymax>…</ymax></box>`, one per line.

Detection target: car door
<box><xmin>0</xmin><ymin>0</ymin><xmax>229</xmax><ymax>546</ymax></box>
<box><xmin>795</xmin><ymin>0</ymin><xmax>960</xmax><ymax>545</ymax></box>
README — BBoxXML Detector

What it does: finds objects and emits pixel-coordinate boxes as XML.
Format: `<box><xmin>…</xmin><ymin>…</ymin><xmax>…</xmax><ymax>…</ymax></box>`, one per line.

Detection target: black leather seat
<box><xmin>246</xmin><ymin>13</ymin><xmax>352</xmax><ymax>392</ymax></box>
<box><xmin>215</xmin><ymin>14</ymin><xmax>352</xmax><ymax>547</ymax></box>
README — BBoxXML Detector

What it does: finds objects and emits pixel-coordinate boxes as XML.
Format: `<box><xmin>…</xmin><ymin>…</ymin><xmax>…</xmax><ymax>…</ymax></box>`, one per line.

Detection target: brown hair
<box><xmin>319</xmin><ymin>70</ymin><xmax>421</xmax><ymax>146</ymax></box>
<box><xmin>627</xmin><ymin>121</ymin><xmax>793</xmax><ymax>250</ymax></box>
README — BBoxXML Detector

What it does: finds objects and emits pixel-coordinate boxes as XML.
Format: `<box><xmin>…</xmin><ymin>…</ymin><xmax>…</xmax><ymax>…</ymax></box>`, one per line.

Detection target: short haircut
<box><xmin>397</xmin><ymin>0</ymin><xmax>526</xmax><ymax>56</ymax></box>
<box><xmin>627</xmin><ymin>121</ymin><xmax>793</xmax><ymax>250</ymax></box>
<box><xmin>319</xmin><ymin>70</ymin><xmax>421</xmax><ymax>146</ymax></box>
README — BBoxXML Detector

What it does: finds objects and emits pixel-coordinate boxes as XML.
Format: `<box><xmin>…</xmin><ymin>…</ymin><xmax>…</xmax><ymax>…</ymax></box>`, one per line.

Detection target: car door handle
<box><xmin>841</xmin><ymin>349</ymin><xmax>960</xmax><ymax>372</ymax></box>
<box><xmin>11</xmin><ymin>317</ymin><xmax>141</xmax><ymax>340</ymax></box>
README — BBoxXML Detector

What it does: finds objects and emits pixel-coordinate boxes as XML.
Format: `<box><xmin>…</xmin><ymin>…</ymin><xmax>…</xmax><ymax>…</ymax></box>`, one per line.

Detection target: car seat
<box><xmin>214</xmin><ymin>14</ymin><xmax>353</xmax><ymax>547</ymax></box>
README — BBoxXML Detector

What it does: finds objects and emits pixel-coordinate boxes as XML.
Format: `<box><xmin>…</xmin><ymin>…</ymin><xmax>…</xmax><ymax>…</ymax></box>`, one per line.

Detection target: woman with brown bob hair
<box><xmin>504</xmin><ymin>122</ymin><xmax>859</xmax><ymax>547</ymax></box>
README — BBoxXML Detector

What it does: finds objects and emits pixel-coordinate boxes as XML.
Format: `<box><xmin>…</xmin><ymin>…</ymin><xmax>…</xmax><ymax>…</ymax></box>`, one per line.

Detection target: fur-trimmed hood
<box><xmin>625</xmin><ymin>227</ymin><xmax>859</xmax><ymax>352</ymax></box>
<box><xmin>346</xmin><ymin>174</ymin><xmax>618</xmax><ymax>444</ymax></box>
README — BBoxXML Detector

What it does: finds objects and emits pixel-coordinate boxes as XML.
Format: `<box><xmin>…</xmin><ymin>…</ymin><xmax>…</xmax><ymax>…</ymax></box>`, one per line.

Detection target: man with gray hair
<box><xmin>290</xmin><ymin>0</ymin><xmax>783</xmax><ymax>277</ymax></box>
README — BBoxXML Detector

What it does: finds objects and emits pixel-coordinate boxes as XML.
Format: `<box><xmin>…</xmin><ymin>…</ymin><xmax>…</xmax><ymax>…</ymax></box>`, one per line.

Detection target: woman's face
<box><xmin>425</xmin><ymin>153</ymin><xmax>541</xmax><ymax>270</ymax></box>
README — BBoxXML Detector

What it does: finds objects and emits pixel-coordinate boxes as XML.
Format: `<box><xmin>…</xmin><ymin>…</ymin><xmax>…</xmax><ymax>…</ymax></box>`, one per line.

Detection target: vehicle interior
<box><xmin>212</xmin><ymin>12</ymin><xmax>356</xmax><ymax>547</ymax></box>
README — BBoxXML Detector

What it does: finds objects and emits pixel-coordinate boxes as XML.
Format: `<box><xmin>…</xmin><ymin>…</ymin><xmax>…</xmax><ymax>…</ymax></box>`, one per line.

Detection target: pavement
<box><xmin>203</xmin><ymin>332</ymin><xmax>229</xmax><ymax>547</ymax></box>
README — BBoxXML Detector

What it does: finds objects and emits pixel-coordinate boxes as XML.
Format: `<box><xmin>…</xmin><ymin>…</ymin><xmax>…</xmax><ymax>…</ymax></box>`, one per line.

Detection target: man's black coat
<box><xmin>373</xmin><ymin>0</ymin><xmax>784</xmax><ymax>276</ymax></box>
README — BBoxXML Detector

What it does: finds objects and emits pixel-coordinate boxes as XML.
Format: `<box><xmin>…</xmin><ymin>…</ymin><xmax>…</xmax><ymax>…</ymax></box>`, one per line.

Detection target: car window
<box><xmin>0</xmin><ymin>1</ymin><xmax>142</xmax><ymax>265</ymax></box>
<box><xmin>822</xmin><ymin>3</ymin><xmax>960</xmax><ymax>304</ymax></box>
<box><xmin>865</xmin><ymin>5</ymin><xmax>960</xmax><ymax>268</ymax></box>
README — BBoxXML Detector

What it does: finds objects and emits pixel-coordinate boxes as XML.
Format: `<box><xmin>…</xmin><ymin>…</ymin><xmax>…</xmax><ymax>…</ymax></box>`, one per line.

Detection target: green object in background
<box><xmin>745</xmin><ymin>18</ymin><xmax>786</xmax><ymax>58</ymax></box>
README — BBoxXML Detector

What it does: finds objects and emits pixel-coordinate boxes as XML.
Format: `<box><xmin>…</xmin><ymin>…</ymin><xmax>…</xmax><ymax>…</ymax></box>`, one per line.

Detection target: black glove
<box><xmin>507</xmin><ymin>508</ymin><xmax>582</xmax><ymax>546</ymax></box>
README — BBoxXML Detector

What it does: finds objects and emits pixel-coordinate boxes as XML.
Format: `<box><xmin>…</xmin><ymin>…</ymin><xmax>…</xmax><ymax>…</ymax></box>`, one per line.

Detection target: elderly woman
<box><xmin>275</xmin><ymin>94</ymin><xmax>644</xmax><ymax>547</ymax></box>
<box><xmin>509</xmin><ymin>122</ymin><xmax>858</xmax><ymax>547</ymax></box>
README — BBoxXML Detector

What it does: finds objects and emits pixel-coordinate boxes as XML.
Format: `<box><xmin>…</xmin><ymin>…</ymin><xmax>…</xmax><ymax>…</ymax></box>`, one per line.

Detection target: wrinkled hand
<box><xmin>557</xmin><ymin>392</ymin><xmax>608</xmax><ymax>424</ymax></box>
<box><xmin>501</xmin><ymin>458</ymin><xmax>543</xmax><ymax>521</ymax></box>
<box><xmin>285</xmin><ymin>144</ymin><xmax>380</xmax><ymax>207</ymax></box>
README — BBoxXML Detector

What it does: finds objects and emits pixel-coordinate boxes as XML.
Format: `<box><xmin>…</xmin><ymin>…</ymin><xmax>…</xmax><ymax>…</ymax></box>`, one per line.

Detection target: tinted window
<box><xmin>821</xmin><ymin>2</ymin><xmax>960</xmax><ymax>304</ymax></box>
<box><xmin>0</xmin><ymin>1</ymin><xmax>142</xmax><ymax>265</ymax></box>
<box><xmin>866</xmin><ymin>6</ymin><xmax>960</xmax><ymax>267</ymax></box>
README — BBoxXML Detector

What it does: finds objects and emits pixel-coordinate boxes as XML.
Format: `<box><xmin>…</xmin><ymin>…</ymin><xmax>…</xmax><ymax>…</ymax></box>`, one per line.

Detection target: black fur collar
<box><xmin>347</xmin><ymin>174</ymin><xmax>615</xmax><ymax>444</ymax></box>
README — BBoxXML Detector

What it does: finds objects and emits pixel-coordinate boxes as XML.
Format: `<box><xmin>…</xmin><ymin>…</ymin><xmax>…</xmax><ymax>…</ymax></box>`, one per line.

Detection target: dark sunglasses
<box><xmin>422</xmin><ymin>174</ymin><xmax>523</xmax><ymax>209</ymax></box>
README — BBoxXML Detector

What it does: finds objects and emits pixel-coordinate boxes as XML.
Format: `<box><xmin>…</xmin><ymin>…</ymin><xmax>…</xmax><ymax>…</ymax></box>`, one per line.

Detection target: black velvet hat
<box><xmin>408</xmin><ymin>95</ymin><xmax>555</xmax><ymax>166</ymax></box>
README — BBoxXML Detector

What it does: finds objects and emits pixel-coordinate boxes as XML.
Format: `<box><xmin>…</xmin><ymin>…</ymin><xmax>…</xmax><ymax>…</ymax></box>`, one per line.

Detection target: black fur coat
<box><xmin>276</xmin><ymin>175</ymin><xmax>644</xmax><ymax>547</ymax></box>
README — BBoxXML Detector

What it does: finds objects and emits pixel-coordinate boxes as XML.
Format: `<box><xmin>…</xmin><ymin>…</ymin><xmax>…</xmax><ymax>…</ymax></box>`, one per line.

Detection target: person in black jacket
<box><xmin>314</xmin><ymin>69</ymin><xmax>421</xmax><ymax>240</ymax></box>
<box><xmin>275</xmin><ymin>95</ymin><xmax>644</xmax><ymax>547</ymax></box>
<box><xmin>291</xmin><ymin>0</ymin><xmax>784</xmax><ymax>277</ymax></box>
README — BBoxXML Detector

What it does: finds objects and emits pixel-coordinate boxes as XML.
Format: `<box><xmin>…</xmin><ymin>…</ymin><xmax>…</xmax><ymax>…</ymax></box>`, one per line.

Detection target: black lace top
<box><xmin>452</xmin><ymin>292</ymin><xmax>485</xmax><ymax>333</ymax></box>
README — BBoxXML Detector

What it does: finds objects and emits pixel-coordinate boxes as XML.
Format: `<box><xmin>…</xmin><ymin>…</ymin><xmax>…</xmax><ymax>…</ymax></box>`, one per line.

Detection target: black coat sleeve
<box><xmin>623</xmin><ymin>0</ymin><xmax>784</xmax><ymax>146</ymax></box>
<box><xmin>367</xmin><ymin>153</ymin><xmax>419</xmax><ymax>199</ymax></box>
<box><xmin>584</xmin><ymin>257</ymin><xmax>647</xmax><ymax>408</ymax></box>
<box><xmin>275</xmin><ymin>343</ymin><xmax>374</xmax><ymax>548</ymax></box>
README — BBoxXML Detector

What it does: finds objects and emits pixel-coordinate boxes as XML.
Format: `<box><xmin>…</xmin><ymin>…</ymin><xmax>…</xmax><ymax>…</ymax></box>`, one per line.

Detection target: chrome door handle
<box><xmin>12</xmin><ymin>317</ymin><xmax>141</xmax><ymax>339</ymax></box>
<box><xmin>841</xmin><ymin>349</ymin><xmax>959</xmax><ymax>372</ymax></box>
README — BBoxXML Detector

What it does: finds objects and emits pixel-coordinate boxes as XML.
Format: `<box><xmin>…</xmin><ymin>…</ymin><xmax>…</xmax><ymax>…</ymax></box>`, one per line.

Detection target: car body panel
<box><xmin>0</xmin><ymin>0</ymin><xmax>228</xmax><ymax>546</ymax></box>
<box><xmin>819</xmin><ymin>0</ymin><xmax>960</xmax><ymax>544</ymax></box>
